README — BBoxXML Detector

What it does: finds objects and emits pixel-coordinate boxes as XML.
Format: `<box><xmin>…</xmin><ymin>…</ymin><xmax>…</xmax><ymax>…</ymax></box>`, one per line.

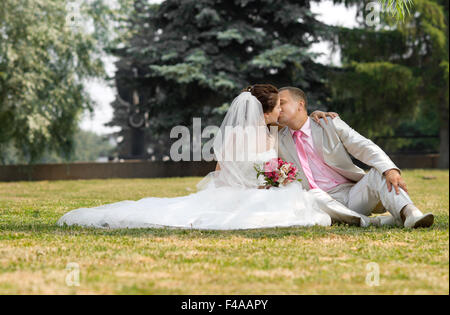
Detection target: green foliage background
<box><xmin>330</xmin><ymin>0</ymin><xmax>448</xmax><ymax>167</ymax></box>
<box><xmin>109</xmin><ymin>0</ymin><xmax>448</xmax><ymax>167</ymax></box>
<box><xmin>0</xmin><ymin>0</ymin><xmax>110</xmax><ymax>163</ymax></box>
<box><xmin>1</xmin><ymin>0</ymin><xmax>448</xmax><ymax>166</ymax></box>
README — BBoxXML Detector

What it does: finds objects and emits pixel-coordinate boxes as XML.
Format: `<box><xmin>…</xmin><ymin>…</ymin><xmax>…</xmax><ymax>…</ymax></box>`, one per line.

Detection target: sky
<box><xmin>80</xmin><ymin>0</ymin><xmax>358</xmax><ymax>135</ymax></box>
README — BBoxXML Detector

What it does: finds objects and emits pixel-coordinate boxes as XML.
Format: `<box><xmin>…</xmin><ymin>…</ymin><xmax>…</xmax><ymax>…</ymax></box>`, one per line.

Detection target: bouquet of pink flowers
<box><xmin>254</xmin><ymin>158</ymin><xmax>302</xmax><ymax>188</ymax></box>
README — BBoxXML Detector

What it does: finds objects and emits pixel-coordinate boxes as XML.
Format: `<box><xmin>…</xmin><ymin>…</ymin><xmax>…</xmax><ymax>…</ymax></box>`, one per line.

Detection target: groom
<box><xmin>277</xmin><ymin>86</ymin><xmax>434</xmax><ymax>228</ymax></box>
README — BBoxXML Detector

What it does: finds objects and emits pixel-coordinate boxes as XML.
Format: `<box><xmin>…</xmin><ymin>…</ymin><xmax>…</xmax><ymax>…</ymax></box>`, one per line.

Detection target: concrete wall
<box><xmin>0</xmin><ymin>160</ymin><xmax>216</xmax><ymax>182</ymax></box>
<box><xmin>0</xmin><ymin>154</ymin><xmax>441</xmax><ymax>182</ymax></box>
<box><xmin>390</xmin><ymin>154</ymin><xmax>440</xmax><ymax>169</ymax></box>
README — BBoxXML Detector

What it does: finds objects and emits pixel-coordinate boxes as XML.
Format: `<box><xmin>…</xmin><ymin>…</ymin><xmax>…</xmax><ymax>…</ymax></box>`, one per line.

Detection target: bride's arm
<box><xmin>310</xmin><ymin>110</ymin><xmax>339</xmax><ymax>127</ymax></box>
<box><xmin>215</xmin><ymin>163</ymin><xmax>221</xmax><ymax>171</ymax></box>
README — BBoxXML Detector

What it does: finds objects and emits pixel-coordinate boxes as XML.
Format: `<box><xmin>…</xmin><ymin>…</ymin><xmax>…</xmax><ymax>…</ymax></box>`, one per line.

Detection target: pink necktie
<box><xmin>293</xmin><ymin>130</ymin><xmax>319</xmax><ymax>189</ymax></box>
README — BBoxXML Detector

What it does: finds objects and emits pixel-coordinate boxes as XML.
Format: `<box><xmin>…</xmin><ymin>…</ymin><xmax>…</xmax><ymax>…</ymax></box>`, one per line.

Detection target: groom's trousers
<box><xmin>326</xmin><ymin>168</ymin><xmax>413</xmax><ymax>223</ymax></box>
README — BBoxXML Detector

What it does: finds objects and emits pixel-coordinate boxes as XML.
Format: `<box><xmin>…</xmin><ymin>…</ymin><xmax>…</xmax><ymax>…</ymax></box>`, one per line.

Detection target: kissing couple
<box><xmin>58</xmin><ymin>84</ymin><xmax>434</xmax><ymax>230</ymax></box>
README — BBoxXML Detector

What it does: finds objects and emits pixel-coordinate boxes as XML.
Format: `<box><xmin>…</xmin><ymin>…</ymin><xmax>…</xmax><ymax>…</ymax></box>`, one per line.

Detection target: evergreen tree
<box><xmin>109</xmin><ymin>0</ymin><xmax>332</xmax><ymax>159</ymax></box>
<box><xmin>330</xmin><ymin>0</ymin><xmax>449</xmax><ymax>168</ymax></box>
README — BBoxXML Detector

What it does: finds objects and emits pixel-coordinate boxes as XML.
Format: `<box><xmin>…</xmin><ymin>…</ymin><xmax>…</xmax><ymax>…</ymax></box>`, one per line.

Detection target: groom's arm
<box><xmin>330</xmin><ymin>117</ymin><xmax>400</xmax><ymax>176</ymax></box>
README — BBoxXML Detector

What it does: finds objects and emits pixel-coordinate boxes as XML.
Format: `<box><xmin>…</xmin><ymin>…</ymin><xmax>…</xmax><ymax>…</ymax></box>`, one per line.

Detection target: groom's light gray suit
<box><xmin>278</xmin><ymin>116</ymin><xmax>413</xmax><ymax>226</ymax></box>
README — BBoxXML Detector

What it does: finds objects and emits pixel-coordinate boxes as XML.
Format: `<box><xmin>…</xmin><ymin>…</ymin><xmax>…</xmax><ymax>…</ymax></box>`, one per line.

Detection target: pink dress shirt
<box><xmin>291</xmin><ymin>118</ymin><xmax>351</xmax><ymax>192</ymax></box>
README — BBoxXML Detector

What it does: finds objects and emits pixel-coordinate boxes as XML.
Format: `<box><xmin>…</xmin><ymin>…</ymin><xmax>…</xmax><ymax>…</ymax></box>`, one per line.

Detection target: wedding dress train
<box><xmin>57</xmin><ymin>149</ymin><xmax>332</xmax><ymax>229</ymax></box>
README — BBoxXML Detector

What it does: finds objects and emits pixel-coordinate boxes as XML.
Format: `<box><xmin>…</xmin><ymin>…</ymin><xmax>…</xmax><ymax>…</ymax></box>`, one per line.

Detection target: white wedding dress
<box><xmin>57</xmin><ymin>148</ymin><xmax>332</xmax><ymax>229</ymax></box>
<box><xmin>57</xmin><ymin>91</ymin><xmax>360</xmax><ymax>230</ymax></box>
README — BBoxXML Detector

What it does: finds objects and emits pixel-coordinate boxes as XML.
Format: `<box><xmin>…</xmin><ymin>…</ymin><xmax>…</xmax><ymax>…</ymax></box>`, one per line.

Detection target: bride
<box><xmin>57</xmin><ymin>84</ymin><xmax>375</xmax><ymax>230</ymax></box>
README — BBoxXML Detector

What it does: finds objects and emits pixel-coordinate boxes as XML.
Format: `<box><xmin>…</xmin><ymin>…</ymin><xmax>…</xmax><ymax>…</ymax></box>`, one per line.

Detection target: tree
<box><xmin>39</xmin><ymin>129</ymin><xmax>115</xmax><ymax>163</ymax></box>
<box><xmin>330</xmin><ymin>0</ymin><xmax>449</xmax><ymax>168</ymax></box>
<box><xmin>0</xmin><ymin>0</ymin><xmax>117</xmax><ymax>164</ymax></box>
<box><xmin>2</xmin><ymin>128</ymin><xmax>115</xmax><ymax>164</ymax></box>
<box><xmin>379</xmin><ymin>0</ymin><xmax>414</xmax><ymax>20</ymax></box>
<box><xmin>108</xmin><ymin>0</ymin><xmax>332</xmax><ymax>160</ymax></box>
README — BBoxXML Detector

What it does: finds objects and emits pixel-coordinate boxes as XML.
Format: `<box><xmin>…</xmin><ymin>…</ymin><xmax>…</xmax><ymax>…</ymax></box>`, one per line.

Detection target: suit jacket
<box><xmin>278</xmin><ymin>116</ymin><xmax>400</xmax><ymax>191</ymax></box>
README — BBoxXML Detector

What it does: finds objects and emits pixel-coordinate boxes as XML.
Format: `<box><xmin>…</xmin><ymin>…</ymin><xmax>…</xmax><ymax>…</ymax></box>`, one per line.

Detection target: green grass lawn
<box><xmin>0</xmin><ymin>169</ymin><xmax>448</xmax><ymax>294</ymax></box>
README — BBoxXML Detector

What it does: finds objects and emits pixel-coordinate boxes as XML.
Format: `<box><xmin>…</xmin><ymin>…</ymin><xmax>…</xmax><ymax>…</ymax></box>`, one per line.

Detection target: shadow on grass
<box><xmin>1</xmin><ymin>216</ymin><xmax>448</xmax><ymax>240</ymax></box>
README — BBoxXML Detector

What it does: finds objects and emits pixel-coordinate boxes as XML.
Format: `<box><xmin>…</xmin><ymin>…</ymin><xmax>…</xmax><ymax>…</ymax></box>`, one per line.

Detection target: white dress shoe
<box><xmin>403</xmin><ymin>213</ymin><xmax>435</xmax><ymax>229</ymax></box>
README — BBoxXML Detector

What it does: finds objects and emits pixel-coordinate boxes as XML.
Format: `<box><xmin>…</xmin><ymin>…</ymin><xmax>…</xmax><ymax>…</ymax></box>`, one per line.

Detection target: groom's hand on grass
<box><xmin>384</xmin><ymin>169</ymin><xmax>408</xmax><ymax>195</ymax></box>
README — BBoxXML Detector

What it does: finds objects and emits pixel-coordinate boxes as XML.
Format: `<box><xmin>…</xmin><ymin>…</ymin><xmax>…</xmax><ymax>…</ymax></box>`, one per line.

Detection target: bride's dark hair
<box><xmin>242</xmin><ymin>84</ymin><xmax>279</xmax><ymax>113</ymax></box>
